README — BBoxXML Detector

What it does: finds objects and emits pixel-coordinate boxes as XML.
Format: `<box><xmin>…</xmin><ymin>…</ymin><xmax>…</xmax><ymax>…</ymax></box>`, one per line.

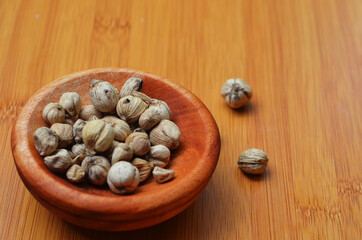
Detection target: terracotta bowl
<box><xmin>11</xmin><ymin>68</ymin><xmax>220</xmax><ymax>231</ymax></box>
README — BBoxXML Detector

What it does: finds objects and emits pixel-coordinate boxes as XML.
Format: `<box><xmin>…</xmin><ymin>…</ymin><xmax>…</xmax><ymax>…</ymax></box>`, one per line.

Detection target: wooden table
<box><xmin>1</xmin><ymin>0</ymin><xmax>361</xmax><ymax>239</ymax></box>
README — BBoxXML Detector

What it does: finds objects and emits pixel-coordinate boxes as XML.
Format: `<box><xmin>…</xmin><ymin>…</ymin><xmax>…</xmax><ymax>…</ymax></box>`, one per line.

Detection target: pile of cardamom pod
<box><xmin>33</xmin><ymin>77</ymin><xmax>180</xmax><ymax>194</ymax></box>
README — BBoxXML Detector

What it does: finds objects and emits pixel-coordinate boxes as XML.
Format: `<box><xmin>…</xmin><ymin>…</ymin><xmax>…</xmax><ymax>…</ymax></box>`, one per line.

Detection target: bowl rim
<box><xmin>11</xmin><ymin>68</ymin><xmax>220</xmax><ymax>221</ymax></box>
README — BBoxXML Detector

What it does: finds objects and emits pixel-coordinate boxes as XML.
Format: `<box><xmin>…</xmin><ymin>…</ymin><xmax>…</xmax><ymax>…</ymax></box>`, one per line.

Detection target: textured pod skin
<box><xmin>120</xmin><ymin>77</ymin><xmax>143</xmax><ymax>98</ymax></box>
<box><xmin>152</xmin><ymin>166</ymin><xmax>175</xmax><ymax>183</ymax></box>
<box><xmin>50</xmin><ymin>123</ymin><xmax>73</xmax><ymax>148</ymax></box>
<box><xmin>102</xmin><ymin>116</ymin><xmax>131</xmax><ymax>141</ymax></box>
<box><xmin>82</xmin><ymin>156</ymin><xmax>111</xmax><ymax>185</ymax></box>
<box><xmin>42</xmin><ymin>103</ymin><xmax>65</xmax><ymax>125</ymax></box>
<box><xmin>130</xmin><ymin>91</ymin><xmax>154</xmax><ymax>105</ymax></box>
<box><xmin>89</xmin><ymin>80</ymin><xmax>119</xmax><ymax>113</ymax></box>
<box><xmin>82</xmin><ymin>120</ymin><xmax>115</xmax><ymax>154</ymax></box>
<box><xmin>139</xmin><ymin>100</ymin><xmax>171</xmax><ymax>130</ymax></box>
<box><xmin>33</xmin><ymin>127</ymin><xmax>59</xmax><ymax>156</ymax></box>
<box><xmin>73</xmin><ymin>119</ymin><xmax>87</xmax><ymax>143</ymax></box>
<box><xmin>66</xmin><ymin>164</ymin><xmax>85</xmax><ymax>183</ymax></box>
<box><xmin>107</xmin><ymin>161</ymin><xmax>140</xmax><ymax>194</ymax></box>
<box><xmin>147</xmin><ymin>145</ymin><xmax>171</xmax><ymax>168</ymax></box>
<box><xmin>125</xmin><ymin>132</ymin><xmax>150</xmax><ymax>156</ymax></box>
<box><xmin>44</xmin><ymin>149</ymin><xmax>73</xmax><ymax>173</ymax></box>
<box><xmin>131</xmin><ymin>158</ymin><xmax>154</xmax><ymax>182</ymax></box>
<box><xmin>105</xmin><ymin>142</ymin><xmax>133</xmax><ymax>165</ymax></box>
<box><xmin>220</xmin><ymin>78</ymin><xmax>252</xmax><ymax>109</ymax></box>
<box><xmin>238</xmin><ymin>148</ymin><xmax>268</xmax><ymax>174</ymax></box>
<box><xmin>64</xmin><ymin>117</ymin><xmax>76</xmax><ymax>126</ymax></box>
<box><xmin>79</xmin><ymin>105</ymin><xmax>103</xmax><ymax>121</ymax></box>
<box><xmin>116</xmin><ymin>96</ymin><xmax>148</xmax><ymax>123</ymax></box>
<box><xmin>59</xmin><ymin>92</ymin><xmax>82</xmax><ymax>117</ymax></box>
<box><xmin>149</xmin><ymin>120</ymin><xmax>180</xmax><ymax>150</ymax></box>
<box><xmin>71</xmin><ymin>143</ymin><xmax>87</xmax><ymax>161</ymax></box>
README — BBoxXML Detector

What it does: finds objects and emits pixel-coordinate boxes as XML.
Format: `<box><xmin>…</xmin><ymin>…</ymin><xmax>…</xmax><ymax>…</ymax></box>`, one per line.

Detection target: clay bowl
<box><xmin>11</xmin><ymin>68</ymin><xmax>220</xmax><ymax>231</ymax></box>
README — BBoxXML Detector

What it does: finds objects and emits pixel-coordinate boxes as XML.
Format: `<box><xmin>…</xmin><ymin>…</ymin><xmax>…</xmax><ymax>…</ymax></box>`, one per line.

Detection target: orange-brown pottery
<box><xmin>11</xmin><ymin>68</ymin><xmax>220</xmax><ymax>231</ymax></box>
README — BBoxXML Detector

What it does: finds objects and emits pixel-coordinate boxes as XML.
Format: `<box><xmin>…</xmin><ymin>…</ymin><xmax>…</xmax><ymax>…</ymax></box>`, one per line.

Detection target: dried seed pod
<box><xmin>106</xmin><ymin>141</ymin><xmax>133</xmax><ymax>165</ymax></box>
<box><xmin>64</xmin><ymin>117</ymin><xmax>76</xmax><ymax>126</ymax></box>
<box><xmin>120</xmin><ymin>77</ymin><xmax>143</xmax><ymax>98</ymax></box>
<box><xmin>42</xmin><ymin>103</ymin><xmax>65</xmax><ymax>125</ymax></box>
<box><xmin>67</xmin><ymin>149</ymin><xmax>76</xmax><ymax>159</ymax></box>
<box><xmin>107</xmin><ymin>161</ymin><xmax>140</xmax><ymax>194</ymax></box>
<box><xmin>89</xmin><ymin>80</ymin><xmax>119</xmax><ymax>113</ymax></box>
<box><xmin>89</xmin><ymin>115</ymin><xmax>99</xmax><ymax>121</ymax></box>
<box><xmin>50</xmin><ymin>123</ymin><xmax>73</xmax><ymax>148</ymax></box>
<box><xmin>44</xmin><ymin>149</ymin><xmax>72</xmax><ymax>173</ymax></box>
<box><xmin>238</xmin><ymin>148</ymin><xmax>269</xmax><ymax>174</ymax></box>
<box><xmin>71</xmin><ymin>143</ymin><xmax>87</xmax><ymax>162</ymax></box>
<box><xmin>139</xmin><ymin>100</ymin><xmax>171</xmax><ymax>130</ymax></box>
<box><xmin>59</xmin><ymin>92</ymin><xmax>82</xmax><ymax>117</ymax></box>
<box><xmin>66</xmin><ymin>164</ymin><xmax>85</xmax><ymax>183</ymax></box>
<box><xmin>152</xmin><ymin>166</ymin><xmax>175</xmax><ymax>183</ymax></box>
<box><xmin>82</xmin><ymin>120</ymin><xmax>115</xmax><ymax>154</ymax></box>
<box><xmin>147</xmin><ymin>145</ymin><xmax>171</xmax><ymax>168</ymax></box>
<box><xmin>81</xmin><ymin>156</ymin><xmax>111</xmax><ymax>185</ymax></box>
<box><xmin>102</xmin><ymin>116</ymin><xmax>131</xmax><ymax>141</ymax></box>
<box><xmin>125</xmin><ymin>132</ymin><xmax>150</xmax><ymax>156</ymax></box>
<box><xmin>131</xmin><ymin>158</ymin><xmax>154</xmax><ymax>182</ymax></box>
<box><xmin>116</xmin><ymin>96</ymin><xmax>147</xmax><ymax>123</ymax></box>
<box><xmin>221</xmin><ymin>78</ymin><xmax>252</xmax><ymax>109</ymax></box>
<box><xmin>33</xmin><ymin>127</ymin><xmax>59</xmax><ymax>156</ymax></box>
<box><xmin>132</xmin><ymin>127</ymin><xmax>147</xmax><ymax>133</ymax></box>
<box><xmin>130</xmin><ymin>91</ymin><xmax>154</xmax><ymax>105</ymax></box>
<box><xmin>73</xmin><ymin>119</ymin><xmax>86</xmax><ymax>143</ymax></box>
<box><xmin>66</xmin><ymin>149</ymin><xmax>84</xmax><ymax>165</ymax></box>
<box><xmin>149</xmin><ymin>119</ymin><xmax>180</xmax><ymax>150</ymax></box>
<box><xmin>71</xmin><ymin>154</ymin><xmax>83</xmax><ymax>165</ymax></box>
<box><xmin>79</xmin><ymin>105</ymin><xmax>103</xmax><ymax>121</ymax></box>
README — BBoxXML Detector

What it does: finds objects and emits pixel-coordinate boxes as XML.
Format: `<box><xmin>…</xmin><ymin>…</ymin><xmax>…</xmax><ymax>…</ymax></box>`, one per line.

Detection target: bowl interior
<box><xmin>13</xmin><ymin>68</ymin><xmax>220</xmax><ymax>222</ymax></box>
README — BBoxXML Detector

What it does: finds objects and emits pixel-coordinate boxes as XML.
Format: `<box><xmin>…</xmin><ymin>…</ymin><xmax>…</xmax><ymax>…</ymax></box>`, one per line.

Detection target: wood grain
<box><xmin>0</xmin><ymin>0</ymin><xmax>361</xmax><ymax>239</ymax></box>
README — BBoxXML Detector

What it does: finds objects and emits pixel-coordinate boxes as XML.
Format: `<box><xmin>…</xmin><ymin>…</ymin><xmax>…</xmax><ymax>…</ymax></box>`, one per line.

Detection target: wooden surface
<box><xmin>0</xmin><ymin>0</ymin><xmax>361</xmax><ymax>239</ymax></box>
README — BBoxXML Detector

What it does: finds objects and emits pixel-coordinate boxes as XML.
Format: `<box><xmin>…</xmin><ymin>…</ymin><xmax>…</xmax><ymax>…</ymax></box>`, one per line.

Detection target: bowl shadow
<box><xmin>62</xmin><ymin>171</ymin><xmax>236</xmax><ymax>239</ymax></box>
<box><xmin>241</xmin><ymin>168</ymin><xmax>271</xmax><ymax>182</ymax></box>
<box><xmin>232</xmin><ymin>102</ymin><xmax>256</xmax><ymax>115</ymax></box>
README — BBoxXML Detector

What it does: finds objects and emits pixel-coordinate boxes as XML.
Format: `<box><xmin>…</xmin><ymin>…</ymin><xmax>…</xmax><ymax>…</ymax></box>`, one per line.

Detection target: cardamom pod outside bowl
<box><xmin>11</xmin><ymin>68</ymin><xmax>220</xmax><ymax>231</ymax></box>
